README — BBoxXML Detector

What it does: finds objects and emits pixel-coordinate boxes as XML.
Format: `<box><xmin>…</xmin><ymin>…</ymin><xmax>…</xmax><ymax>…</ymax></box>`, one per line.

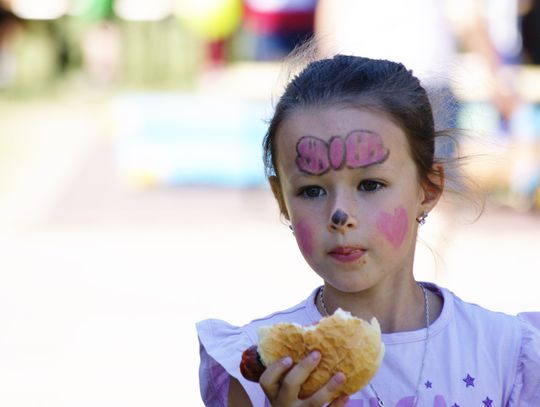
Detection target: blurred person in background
<box><xmin>80</xmin><ymin>21</ymin><xmax>120</xmax><ymax>85</ymax></box>
<box><xmin>315</xmin><ymin>0</ymin><xmax>521</xmax><ymax>132</ymax></box>
<box><xmin>71</xmin><ymin>0</ymin><xmax>120</xmax><ymax>85</ymax></box>
<box><xmin>0</xmin><ymin>0</ymin><xmax>20</xmax><ymax>87</ymax></box>
<box><xmin>239</xmin><ymin>0</ymin><xmax>317</xmax><ymax>61</ymax></box>
<box><xmin>521</xmin><ymin>0</ymin><xmax>540</xmax><ymax>65</ymax></box>
<box><xmin>507</xmin><ymin>0</ymin><xmax>540</xmax><ymax>210</ymax></box>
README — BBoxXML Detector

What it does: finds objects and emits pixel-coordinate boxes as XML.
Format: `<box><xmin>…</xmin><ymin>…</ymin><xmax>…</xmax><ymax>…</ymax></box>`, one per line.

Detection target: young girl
<box><xmin>196</xmin><ymin>54</ymin><xmax>540</xmax><ymax>406</ymax></box>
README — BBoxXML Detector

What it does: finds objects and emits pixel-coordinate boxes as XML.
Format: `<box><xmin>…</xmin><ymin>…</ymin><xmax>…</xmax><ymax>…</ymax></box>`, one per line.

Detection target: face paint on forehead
<box><xmin>295</xmin><ymin>130</ymin><xmax>389</xmax><ymax>175</ymax></box>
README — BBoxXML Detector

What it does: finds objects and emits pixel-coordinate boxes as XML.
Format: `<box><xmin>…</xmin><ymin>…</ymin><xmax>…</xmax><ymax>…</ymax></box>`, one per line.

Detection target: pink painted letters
<box><xmin>295</xmin><ymin>130</ymin><xmax>389</xmax><ymax>175</ymax></box>
<box><xmin>295</xmin><ymin>137</ymin><xmax>329</xmax><ymax>175</ymax></box>
<box><xmin>346</xmin><ymin>130</ymin><xmax>389</xmax><ymax>169</ymax></box>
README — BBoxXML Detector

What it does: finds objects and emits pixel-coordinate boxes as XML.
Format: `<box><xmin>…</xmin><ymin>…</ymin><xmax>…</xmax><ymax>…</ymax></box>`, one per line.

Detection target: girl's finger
<box><xmin>277</xmin><ymin>351</ymin><xmax>322</xmax><ymax>401</ymax></box>
<box><xmin>259</xmin><ymin>356</ymin><xmax>294</xmax><ymax>400</ymax></box>
<box><xmin>305</xmin><ymin>372</ymin><xmax>347</xmax><ymax>407</ymax></box>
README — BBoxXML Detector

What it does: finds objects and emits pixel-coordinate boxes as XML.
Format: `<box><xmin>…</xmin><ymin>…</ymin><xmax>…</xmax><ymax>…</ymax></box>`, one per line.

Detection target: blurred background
<box><xmin>0</xmin><ymin>0</ymin><xmax>539</xmax><ymax>406</ymax></box>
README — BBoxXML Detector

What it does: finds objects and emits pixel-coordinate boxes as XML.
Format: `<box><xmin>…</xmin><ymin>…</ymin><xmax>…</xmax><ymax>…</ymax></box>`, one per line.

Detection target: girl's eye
<box><xmin>358</xmin><ymin>180</ymin><xmax>384</xmax><ymax>192</ymax></box>
<box><xmin>299</xmin><ymin>186</ymin><xmax>326</xmax><ymax>198</ymax></box>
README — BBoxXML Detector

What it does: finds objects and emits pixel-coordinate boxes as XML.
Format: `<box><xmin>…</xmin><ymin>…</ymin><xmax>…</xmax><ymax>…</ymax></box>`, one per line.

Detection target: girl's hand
<box><xmin>259</xmin><ymin>351</ymin><xmax>349</xmax><ymax>407</ymax></box>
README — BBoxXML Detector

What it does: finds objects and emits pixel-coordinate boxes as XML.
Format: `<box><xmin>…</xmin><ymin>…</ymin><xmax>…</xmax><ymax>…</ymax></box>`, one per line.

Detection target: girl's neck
<box><xmin>318</xmin><ymin>279</ymin><xmax>443</xmax><ymax>333</ymax></box>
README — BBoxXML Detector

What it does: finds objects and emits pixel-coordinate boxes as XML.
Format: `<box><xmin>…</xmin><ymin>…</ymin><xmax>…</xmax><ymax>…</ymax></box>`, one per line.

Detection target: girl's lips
<box><xmin>328</xmin><ymin>247</ymin><xmax>366</xmax><ymax>263</ymax></box>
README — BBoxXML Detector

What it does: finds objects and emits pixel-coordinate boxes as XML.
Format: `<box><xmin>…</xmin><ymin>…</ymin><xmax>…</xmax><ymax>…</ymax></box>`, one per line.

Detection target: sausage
<box><xmin>239</xmin><ymin>345</ymin><xmax>266</xmax><ymax>382</ymax></box>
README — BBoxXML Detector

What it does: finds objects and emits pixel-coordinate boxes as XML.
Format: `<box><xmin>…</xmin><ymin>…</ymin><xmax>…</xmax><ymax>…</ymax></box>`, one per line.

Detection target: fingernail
<box><xmin>333</xmin><ymin>372</ymin><xmax>346</xmax><ymax>384</ymax></box>
<box><xmin>281</xmin><ymin>356</ymin><xmax>292</xmax><ymax>366</ymax></box>
<box><xmin>309</xmin><ymin>351</ymin><xmax>321</xmax><ymax>361</ymax></box>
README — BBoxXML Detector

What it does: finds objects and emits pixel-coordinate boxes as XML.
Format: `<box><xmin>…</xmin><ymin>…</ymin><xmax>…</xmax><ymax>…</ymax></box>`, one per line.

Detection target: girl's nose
<box><xmin>328</xmin><ymin>208</ymin><xmax>357</xmax><ymax>233</ymax></box>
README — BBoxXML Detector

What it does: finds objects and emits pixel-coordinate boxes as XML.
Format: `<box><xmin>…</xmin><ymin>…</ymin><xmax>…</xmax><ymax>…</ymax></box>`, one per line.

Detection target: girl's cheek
<box><xmin>375</xmin><ymin>206</ymin><xmax>409</xmax><ymax>248</ymax></box>
<box><xmin>293</xmin><ymin>220</ymin><xmax>314</xmax><ymax>257</ymax></box>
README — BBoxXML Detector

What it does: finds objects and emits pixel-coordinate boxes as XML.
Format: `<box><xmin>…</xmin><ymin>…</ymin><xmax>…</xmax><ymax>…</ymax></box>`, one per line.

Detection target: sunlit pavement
<box><xmin>0</xmin><ymin>98</ymin><xmax>539</xmax><ymax>407</ymax></box>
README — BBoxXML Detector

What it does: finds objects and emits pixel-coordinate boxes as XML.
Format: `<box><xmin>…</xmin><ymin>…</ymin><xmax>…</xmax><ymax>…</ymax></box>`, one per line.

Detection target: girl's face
<box><xmin>272</xmin><ymin>106</ymin><xmax>439</xmax><ymax>294</ymax></box>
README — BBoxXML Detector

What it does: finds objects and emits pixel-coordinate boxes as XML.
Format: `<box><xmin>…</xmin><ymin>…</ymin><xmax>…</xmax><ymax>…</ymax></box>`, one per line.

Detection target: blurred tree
<box><xmin>119</xmin><ymin>18</ymin><xmax>200</xmax><ymax>89</ymax></box>
<box><xmin>71</xmin><ymin>0</ymin><xmax>114</xmax><ymax>21</ymax></box>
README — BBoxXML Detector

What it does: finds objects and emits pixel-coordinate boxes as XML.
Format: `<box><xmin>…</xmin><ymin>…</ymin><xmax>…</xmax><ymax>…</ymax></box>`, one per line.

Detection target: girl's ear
<box><xmin>421</xmin><ymin>163</ymin><xmax>445</xmax><ymax>210</ymax></box>
<box><xmin>269</xmin><ymin>176</ymin><xmax>290</xmax><ymax>220</ymax></box>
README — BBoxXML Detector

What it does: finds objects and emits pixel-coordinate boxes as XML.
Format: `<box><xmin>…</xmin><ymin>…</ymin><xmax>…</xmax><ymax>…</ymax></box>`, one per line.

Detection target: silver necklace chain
<box><xmin>318</xmin><ymin>283</ymin><xmax>430</xmax><ymax>407</ymax></box>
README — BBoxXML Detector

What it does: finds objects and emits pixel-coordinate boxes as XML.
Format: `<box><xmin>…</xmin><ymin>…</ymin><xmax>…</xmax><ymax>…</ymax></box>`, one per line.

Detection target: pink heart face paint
<box><xmin>295</xmin><ymin>130</ymin><xmax>389</xmax><ymax>175</ymax></box>
<box><xmin>376</xmin><ymin>206</ymin><xmax>409</xmax><ymax>248</ymax></box>
<box><xmin>293</xmin><ymin>220</ymin><xmax>313</xmax><ymax>257</ymax></box>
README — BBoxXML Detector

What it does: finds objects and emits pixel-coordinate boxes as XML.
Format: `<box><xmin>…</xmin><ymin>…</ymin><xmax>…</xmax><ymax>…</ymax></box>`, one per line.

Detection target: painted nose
<box><xmin>328</xmin><ymin>208</ymin><xmax>357</xmax><ymax>233</ymax></box>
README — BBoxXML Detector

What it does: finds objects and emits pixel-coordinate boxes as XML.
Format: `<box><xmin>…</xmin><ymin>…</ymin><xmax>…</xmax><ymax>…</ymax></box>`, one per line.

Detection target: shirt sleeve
<box><xmin>196</xmin><ymin>318</ymin><xmax>267</xmax><ymax>407</ymax></box>
<box><xmin>507</xmin><ymin>314</ymin><xmax>540</xmax><ymax>406</ymax></box>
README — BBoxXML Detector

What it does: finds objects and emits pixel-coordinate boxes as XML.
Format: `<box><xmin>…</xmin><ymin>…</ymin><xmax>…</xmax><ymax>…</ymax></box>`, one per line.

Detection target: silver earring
<box><xmin>288</xmin><ymin>224</ymin><xmax>294</xmax><ymax>234</ymax></box>
<box><xmin>416</xmin><ymin>211</ymin><xmax>428</xmax><ymax>225</ymax></box>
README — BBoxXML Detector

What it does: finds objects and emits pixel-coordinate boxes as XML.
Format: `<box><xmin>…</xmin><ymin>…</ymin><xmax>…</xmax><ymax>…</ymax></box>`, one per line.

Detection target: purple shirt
<box><xmin>197</xmin><ymin>284</ymin><xmax>540</xmax><ymax>406</ymax></box>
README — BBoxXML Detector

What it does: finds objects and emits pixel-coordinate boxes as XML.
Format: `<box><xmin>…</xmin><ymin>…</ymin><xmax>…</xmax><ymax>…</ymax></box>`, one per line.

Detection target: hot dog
<box><xmin>239</xmin><ymin>308</ymin><xmax>385</xmax><ymax>398</ymax></box>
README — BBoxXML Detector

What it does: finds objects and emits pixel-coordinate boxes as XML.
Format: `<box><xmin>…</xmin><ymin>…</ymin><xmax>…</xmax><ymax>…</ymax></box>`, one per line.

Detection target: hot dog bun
<box><xmin>241</xmin><ymin>308</ymin><xmax>385</xmax><ymax>399</ymax></box>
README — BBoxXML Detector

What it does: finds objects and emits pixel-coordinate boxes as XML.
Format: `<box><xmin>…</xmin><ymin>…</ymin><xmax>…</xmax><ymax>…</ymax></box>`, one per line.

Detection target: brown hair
<box><xmin>263</xmin><ymin>54</ymin><xmax>445</xmax><ymax>195</ymax></box>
